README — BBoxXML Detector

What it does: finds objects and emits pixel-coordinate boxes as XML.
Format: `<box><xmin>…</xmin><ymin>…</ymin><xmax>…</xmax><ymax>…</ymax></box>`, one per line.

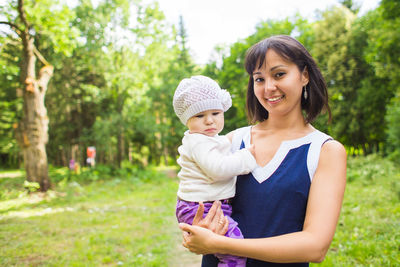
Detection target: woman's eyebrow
<box><xmin>270</xmin><ymin>65</ymin><xmax>287</xmax><ymax>71</ymax></box>
<box><xmin>253</xmin><ymin>64</ymin><xmax>287</xmax><ymax>75</ymax></box>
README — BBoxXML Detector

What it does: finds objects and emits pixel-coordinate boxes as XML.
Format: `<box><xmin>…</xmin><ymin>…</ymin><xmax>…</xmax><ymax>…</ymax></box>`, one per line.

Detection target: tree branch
<box><xmin>17</xmin><ymin>0</ymin><xmax>30</xmax><ymax>33</ymax></box>
<box><xmin>0</xmin><ymin>21</ymin><xmax>22</xmax><ymax>36</ymax></box>
<box><xmin>38</xmin><ymin>65</ymin><xmax>54</xmax><ymax>92</ymax></box>
<box><xmin>33</xmin><ymin>47</ymin><xmax>50</xmax><ymax>66</ymax></box>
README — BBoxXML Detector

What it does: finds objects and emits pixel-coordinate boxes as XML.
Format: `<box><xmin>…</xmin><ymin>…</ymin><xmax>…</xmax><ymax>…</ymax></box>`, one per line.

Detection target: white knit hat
<box><xmin>173</xmin><ymin>75</ymin><xmax>232</xmax><ymax>125</ymax></box>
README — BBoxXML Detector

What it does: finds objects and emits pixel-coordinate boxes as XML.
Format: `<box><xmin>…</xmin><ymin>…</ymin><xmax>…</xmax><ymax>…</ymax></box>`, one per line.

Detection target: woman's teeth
<box><xmin>268</xmin><ymin>96</ymin><xmax>284</xmax><ymax>101</ymax></box>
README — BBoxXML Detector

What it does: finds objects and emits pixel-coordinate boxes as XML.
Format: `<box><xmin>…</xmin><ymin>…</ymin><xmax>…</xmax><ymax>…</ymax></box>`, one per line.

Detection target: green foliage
<box><xmin>211</xmin><ymin>18</ymin><xmax>300</xmax><ymax>132</ymax></box>
<box><xmin>311</xmin><ymin>6</ymin><xmax>396</xmax><ymax>154</ymax></box>
<box><xmin>346</xmin><ymin>154</ymin><xmax>398</xmax><ymax>183</ymax></box>
<box><xmin>0</xmin><ymin>36</ymin><xmax>22</xmax><ymax>166</ymax></box>
<box><xmin>1</xmin><ymin>0</ymin><xmax>400</xmax><ymax>168</ymax></box>
<box><xmin>380</xmin><ymin>0</ymin><xmax>400</xmax><ymax>20</ymax></box>
<box><xmin>385</xmin><ymin>92</ymin><xmax>400</xmax><ymax>162</ymax></box>
<box><xmin>313</xmin><ymin>155</ymin><xmax>400</xmax><ymax>266</ymax></box>
<box><xmin>23</xmin><ymin>180</ymin><xmax>40</xmax><ymax>192</ymax></box>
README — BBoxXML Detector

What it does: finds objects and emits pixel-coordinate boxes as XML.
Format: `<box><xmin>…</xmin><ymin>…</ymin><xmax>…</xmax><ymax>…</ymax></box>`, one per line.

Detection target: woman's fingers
<box><xmin>220</xmin><ymin>216</ymin><xmax>229</xmax><ymax>236</ymax></box>
<box><xmin>179</xmin><ymin>223</ymin><xmax>215</xmax><ymax>255</ymax></box>
<box><xmin>179</xmin><ymin>222</ymin><xmax>193</xmax><ymax>233</ymax></box>
<box><xmin>181</xmin><ymin>225</ymin><xmax>191</xmax><ymax>248</ymax></box>
<box><xmin>203</xmin><ymin>201</ymin><xmax>221</xmax><ymax>228</ymax></box>
<box><xmin>189</xmin><ymin>201</ymin><xmax>227</xmax><ymax>235</ymax></box>
<box><xmin>192</xmin><ymin>202</ymin><xmax>205</xmax><ymax>225</ymax></box>
<box><xmin>213</xmin><ymin>208</ymin><xmax>228</xmax><ymax>235</ymax></box>
<box><xmin>209</xmin><ymin>201</ymin><xmax>223</xmax><ymax>231</ymax></box>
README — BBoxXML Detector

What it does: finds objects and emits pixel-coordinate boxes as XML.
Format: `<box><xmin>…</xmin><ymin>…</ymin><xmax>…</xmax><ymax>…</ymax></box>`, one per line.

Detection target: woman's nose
<box><xmin>265</xmin><ymin>77</ymin><xmax>277</xmax><ymax>91</ymax></box>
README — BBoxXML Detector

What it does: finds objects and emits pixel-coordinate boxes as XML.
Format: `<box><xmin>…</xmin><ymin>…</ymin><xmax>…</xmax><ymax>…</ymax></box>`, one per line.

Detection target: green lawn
<box><xmin>1</xmin><ymin>155</ymin><xmax>399</xmax><ymax>266</ymax></box>
<box><xmin>0</xmin><ymin>167</ymin><xmax>182</xmax><ymax>266</ymax></box>
<box><xmin>312</xmin><ymin>155</ymin><xmax>400</xmax><ymax>266</ymax></box>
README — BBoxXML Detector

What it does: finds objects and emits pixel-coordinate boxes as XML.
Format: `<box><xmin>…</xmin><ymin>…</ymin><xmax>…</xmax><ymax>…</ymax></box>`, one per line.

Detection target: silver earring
<box><xmin>303</xmin><ymin>86</ymin><xmax>308</xmax><ymax>100</ymax></box>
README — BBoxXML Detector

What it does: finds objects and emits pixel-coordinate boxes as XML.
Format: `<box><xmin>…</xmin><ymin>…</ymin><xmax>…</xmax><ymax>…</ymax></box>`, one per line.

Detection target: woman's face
<box><xmin>252</xmin><ymin>49</ymin><xmax>309</xmax><ymax>118</ymax></box>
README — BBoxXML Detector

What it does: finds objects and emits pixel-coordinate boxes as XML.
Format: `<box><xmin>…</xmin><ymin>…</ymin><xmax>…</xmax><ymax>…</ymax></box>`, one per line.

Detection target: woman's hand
<box><xmin>179</xmin><ymin>223</ymin><xmax>221</xmax><ymax>255</ymax></box>
<box><xmin>179</xmin><ymin>201</ymin><xmax>229</xmax><ymax>255</ymax></box>
<box><xmin>192</xmin><ymin>201</ymin><xmax>229</xmax><ymax>235</ymax></box>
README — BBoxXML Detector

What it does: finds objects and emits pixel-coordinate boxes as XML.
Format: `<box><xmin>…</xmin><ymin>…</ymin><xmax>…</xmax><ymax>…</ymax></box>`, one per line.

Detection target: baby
<box><xmin>173</xmin><ymin>75</ymin><xmax>257</xmax><ymax>267</ymax></box>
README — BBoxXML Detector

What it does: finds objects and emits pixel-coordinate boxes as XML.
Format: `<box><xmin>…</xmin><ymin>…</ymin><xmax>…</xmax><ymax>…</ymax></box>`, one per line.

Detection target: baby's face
<box><xmin>187</xmin><ymin>109</ymin><xmax>224</xmax><ymax>137</ymax></box>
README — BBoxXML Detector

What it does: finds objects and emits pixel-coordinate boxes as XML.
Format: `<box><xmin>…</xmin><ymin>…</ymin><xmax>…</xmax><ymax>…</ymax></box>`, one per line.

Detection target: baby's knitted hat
<box><xmin>173</xmin><ymin>75</ymin><xmax>232</xmax><ymax>125</ymax></box>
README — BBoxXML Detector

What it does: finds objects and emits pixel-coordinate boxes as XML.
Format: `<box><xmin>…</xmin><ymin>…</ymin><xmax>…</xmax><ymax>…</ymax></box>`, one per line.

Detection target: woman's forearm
<box><xmin>214</xmin><ymin>230</ymin><xmax>328</xmax><ymax>263</ymax></box>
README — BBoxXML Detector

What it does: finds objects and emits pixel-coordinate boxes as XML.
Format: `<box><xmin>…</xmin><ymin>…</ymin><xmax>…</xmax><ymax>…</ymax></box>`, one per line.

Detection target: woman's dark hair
<box><xmin>244</xmin><ymin>35</ymin><xmax>331</xmax><ymax>124</ymax></box>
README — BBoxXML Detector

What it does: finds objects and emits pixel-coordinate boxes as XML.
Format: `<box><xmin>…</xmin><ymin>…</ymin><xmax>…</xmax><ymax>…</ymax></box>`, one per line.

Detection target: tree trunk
<box><xmin>117</xmin><ymin>131</ymin><xmax>124</xmax><ymax>168</ymax></box>
<box><xmin>14</xmin><ymin>14</ymin><xmax>53</xmax><ymax>191</ymax></box>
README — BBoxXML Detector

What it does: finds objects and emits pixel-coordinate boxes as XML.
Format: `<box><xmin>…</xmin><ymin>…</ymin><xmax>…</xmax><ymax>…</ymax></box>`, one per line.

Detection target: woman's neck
<box><xmin>255</xmin><ymin>113</ymin><xmax>313</xmax><ymax>136</ymax></box>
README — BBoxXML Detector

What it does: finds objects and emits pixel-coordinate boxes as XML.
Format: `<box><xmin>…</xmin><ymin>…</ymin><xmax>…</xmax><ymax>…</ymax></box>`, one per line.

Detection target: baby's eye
<box><xmin>195</xmin><ymin>114</ymin><xmax>204</xmax><ymax>118</ymax></box>
<box><xmin>212</xmin><ymin>112</ymin><xmax>220</xmax><ymax>116</ymax></box>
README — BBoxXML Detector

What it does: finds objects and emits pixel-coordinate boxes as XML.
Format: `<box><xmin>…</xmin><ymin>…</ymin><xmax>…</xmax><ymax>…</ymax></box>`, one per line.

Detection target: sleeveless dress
<box><xmin>202</xmin><ymin>126</ymin><xmax>333</xmax><ymax>267</ymax></box>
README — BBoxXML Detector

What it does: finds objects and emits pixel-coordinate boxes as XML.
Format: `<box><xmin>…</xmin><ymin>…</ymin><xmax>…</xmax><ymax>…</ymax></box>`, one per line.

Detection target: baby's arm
<box><xmin>192</xmin><ymin>138</ymin><xmax>257</xmax><ymax>181</ymax></box>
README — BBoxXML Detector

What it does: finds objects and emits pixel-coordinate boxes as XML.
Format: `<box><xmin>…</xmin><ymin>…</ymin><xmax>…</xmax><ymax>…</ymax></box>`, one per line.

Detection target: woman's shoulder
<box><xmin>321</xmin><ymin>139</ymin><xmax>346</xmax><ymax>158</ymax></box>
<box><xmin>311</xmin><ymin>128</ymin><xmax>345</xmax><ymax>155</ymax></box>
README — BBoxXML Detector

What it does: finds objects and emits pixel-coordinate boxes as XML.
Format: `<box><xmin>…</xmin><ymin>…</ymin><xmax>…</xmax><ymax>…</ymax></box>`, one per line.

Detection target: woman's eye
<box><xmin>275</xmin><ymin>72</ymin><xmax>285</xmax><ymax>78</ymax></box>
<box><xmin>254</xmin><ymin>77</ymin><xmax>264</xmax><ymax>82</ymax></box>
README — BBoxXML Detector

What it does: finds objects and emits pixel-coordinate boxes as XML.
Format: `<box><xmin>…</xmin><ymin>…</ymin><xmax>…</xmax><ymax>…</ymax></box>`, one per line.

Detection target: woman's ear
<box><xmin>302</xmin><ymin>66</ymin><xmax>309</xmax><ymax>86</ymax></box>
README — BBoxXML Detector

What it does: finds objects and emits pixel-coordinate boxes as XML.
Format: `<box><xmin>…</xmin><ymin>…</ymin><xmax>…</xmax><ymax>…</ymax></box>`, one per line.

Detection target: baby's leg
<box><xmin>175</xmin><ymin>199</ymin><xmax>199</xmax><ymax>224</ymax></box>
<box><xmin>215</xmin><ymin>202</ymin><xmax>246</xmax><ymax>267</ymax></box>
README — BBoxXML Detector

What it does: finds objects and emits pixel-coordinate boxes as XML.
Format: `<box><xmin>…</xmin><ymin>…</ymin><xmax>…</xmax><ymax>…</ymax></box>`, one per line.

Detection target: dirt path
<box><xmin>164</xmin><ymin>167</ymin><xmax>202</xmax><ymax>266</ymax></box>
<box><xmin>168</xmin><ymin>220</ymin><xmax>202</xmax><ymax>267</ymax></box>
<box><xmin>0</xmin><ymin>171</ymin><xmax>24</xmax><ymax>179</ymax></box>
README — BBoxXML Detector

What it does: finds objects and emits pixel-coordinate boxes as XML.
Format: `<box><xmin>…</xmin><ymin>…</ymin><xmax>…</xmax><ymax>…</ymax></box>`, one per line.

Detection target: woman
<box><xmin>179</xmin><ymin>35</ymin><xmax>347</xmax><ymax>266</ymax></box>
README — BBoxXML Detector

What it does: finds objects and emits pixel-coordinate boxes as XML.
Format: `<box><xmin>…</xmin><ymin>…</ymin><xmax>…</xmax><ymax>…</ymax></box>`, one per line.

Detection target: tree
<box><xmin>339</xmin><ymin>0</ymin><xmax>360</xmax><ymax>13</ymax></box>
<box><xmin>45</xmin><ymin>0</ymin><xmax>123</xmax><ymax>166</ymax></box>
<box><xmin>0</xmin><ymin>0</ymin><xmax>77</xmax><ymax>190</ymax></box>
<box><xmin>212</xmin><ymin>18</ymin><xmax>298</xmax><ymax>131</ymax></box>
<box><xmin>312</xmin><ymin>6</ymin><xmax>364</xmax><ymax>152</ymax></box>
<box><xmin>312</xmin><ymin>4</ymin><xmax>397</xmax><ymax>154</ymax></box>
<box><xmin>0</xmin><ymin>35</ymin><xmax>22</xmax><ymax>167</ymax></box>
<box><xmin>370</xmin><ymin>0</ymin><xmax>400</xmax><ymax>157</ymax></box>
<box><xmin>145</xmin><ymin>14</ymin><xmax>196</xmax><ymax>165</ymax></box>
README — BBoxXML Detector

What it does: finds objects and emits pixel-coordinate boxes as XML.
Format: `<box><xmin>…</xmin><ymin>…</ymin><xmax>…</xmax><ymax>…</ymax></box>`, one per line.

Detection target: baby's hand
<box><xmin>248</xmin><ymin>144</ymin><xmax>256</xmax><ymax>158</ymax></box>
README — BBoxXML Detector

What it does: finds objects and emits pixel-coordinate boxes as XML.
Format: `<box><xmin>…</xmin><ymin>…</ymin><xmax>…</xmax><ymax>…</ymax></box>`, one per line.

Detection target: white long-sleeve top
<box><xmin>177</xmin><ymin>130</ymin><xmax>258</xmax><ymax>202</ymax></box>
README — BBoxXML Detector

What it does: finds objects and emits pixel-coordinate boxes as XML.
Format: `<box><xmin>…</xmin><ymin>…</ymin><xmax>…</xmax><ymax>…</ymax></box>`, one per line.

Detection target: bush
<box><xmin>385</xmin><ymin>92</ymin><xmax>400</xmax><ymax>163</ymax></box>
<box><xmin>347</xmin><ymin>154</ymin><xmax>397</xmax><ymax>182</ymax></box>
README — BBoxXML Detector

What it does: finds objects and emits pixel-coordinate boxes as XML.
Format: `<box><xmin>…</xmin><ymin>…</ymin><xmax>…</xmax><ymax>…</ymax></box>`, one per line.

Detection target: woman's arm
<box><xmin>180</xmin><ymin>140</ymin><xmax>347</xmax><ymax>263</ymax></box>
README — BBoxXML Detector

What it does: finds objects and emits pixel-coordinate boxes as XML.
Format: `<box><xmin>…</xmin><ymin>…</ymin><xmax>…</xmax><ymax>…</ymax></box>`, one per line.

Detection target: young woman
<box><xmin>179</xmin><ymin>35</ymin><xmax>347</xmax><ymax>266</ymax></box>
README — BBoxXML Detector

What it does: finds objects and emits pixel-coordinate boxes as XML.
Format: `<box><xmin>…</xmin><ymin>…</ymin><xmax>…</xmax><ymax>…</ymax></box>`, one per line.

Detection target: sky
<box><xmin>153</xmin><ymin>0</ymin><xmax>380</xmax><ymax>65</ymax></box>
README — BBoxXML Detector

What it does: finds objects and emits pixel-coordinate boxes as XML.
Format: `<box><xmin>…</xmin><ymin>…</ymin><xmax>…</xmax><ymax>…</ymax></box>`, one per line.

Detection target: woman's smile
<box><xmin>267</xmin><ymin>95</ymin><xmax>285</xmax><ymax>103</ymax></box>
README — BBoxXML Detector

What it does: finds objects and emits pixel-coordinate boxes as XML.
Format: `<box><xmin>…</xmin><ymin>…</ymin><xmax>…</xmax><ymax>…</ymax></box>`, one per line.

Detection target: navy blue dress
<box><xmin>202</xmin><ymin>127</ymin><xmax>332</xmax><ymax>266</ymax></box>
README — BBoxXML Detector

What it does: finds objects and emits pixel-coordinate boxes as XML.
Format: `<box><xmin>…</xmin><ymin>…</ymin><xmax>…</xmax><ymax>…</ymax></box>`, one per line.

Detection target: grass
<box><xmin>0</xmin><ymin>155</ymin><xmax>399</xmax><ymax>266</ymax></box>
<box><xmin>0</xmin><ymin>167</ymin><xmax>181</xmax><ymax>266</ymax></box>
<box><xmin>312</xmin><ymin>154</ymin><xmax>400</xmax><ymax>266</ymax></box>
